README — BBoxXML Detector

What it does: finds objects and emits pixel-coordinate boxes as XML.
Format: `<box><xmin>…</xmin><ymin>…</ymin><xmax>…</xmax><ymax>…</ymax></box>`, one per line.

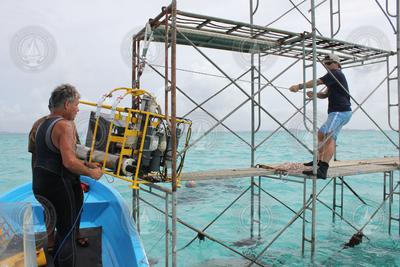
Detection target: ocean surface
<box><xmin>0</xmin><ymin>130</ymin><xmax>399</xmax><ymax>266</ymax></box>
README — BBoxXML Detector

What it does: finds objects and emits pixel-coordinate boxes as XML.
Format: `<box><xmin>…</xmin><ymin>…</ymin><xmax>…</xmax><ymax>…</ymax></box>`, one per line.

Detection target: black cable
<box><xmin>53</xmin><ymin>179</ymin><xmax>98</xmax><ymax>263</ymax></box>
<box><xmin>177</xmin><ymin>123</ymin><xmax>192</xmax><ymax>177</ymax></box>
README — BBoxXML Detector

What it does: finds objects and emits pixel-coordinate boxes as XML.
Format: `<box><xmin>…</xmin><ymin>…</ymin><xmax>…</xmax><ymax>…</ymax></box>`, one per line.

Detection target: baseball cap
<box><xmin>323</xmin><ymin>53</ymin><xmax>340</xmax><ymax>63</ymax></box>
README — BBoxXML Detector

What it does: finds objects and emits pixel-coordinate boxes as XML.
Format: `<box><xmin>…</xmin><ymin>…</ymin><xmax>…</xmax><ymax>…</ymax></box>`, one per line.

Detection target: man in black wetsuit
<box><xmin>33</xmin><ymin>84</ymin><xmax>102</xmax><ymax>267</ymax></box>
<box><xmin>29</xmin><ymin>115</ymin><xmax>89</xmax><ymax>253</ymax></box>
<box><xmin>289</xmin><ymin>54</ymin><xmax>352</xmax><ymax>179</ymax></box>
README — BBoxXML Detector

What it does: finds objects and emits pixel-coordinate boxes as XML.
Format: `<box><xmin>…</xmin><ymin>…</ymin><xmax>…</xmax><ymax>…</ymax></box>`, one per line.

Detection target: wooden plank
<box><xmin>180</xmin><ymin>167</ymin><xmax>275</xmax><ymax>181</ymax></box>
<box><xmin>329</xmin><ymin>157</ymin><xmax>399</xmax><ymax>167</ymax></box>
<box><xmin>328</xmin><ymin>164</ymin><xmax>398</xmax><ymax>178</ymax></box>
<box><xmin>260</xmin><ymin>157</ymin><xmax>399</xmax><ymax>169</ymax></box>
<box><xmin>259</xmin><ymin>157</ymin><xmax>399</xmax><ymax>179</ymax></box>
<box><xmin>179</xmin><ymin>157</ymin><xmax>399</xmax><ymax>182</ymax></box>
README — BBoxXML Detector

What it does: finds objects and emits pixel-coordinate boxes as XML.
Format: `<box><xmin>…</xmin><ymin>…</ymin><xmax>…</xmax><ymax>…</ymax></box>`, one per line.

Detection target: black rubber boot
<box><xmin>302</xmin><ymin>161</ymin><xmax>329</xmax><ymax>179</ymax></box>
<box><xmin>303</xmin><ymin>160</ymin><xmax>321</xmax><ymax>167</ymax></box>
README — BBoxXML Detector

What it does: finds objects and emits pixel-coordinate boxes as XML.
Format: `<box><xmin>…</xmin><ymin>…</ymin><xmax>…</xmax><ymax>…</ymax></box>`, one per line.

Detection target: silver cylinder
<box><xmin>76</xmin><ymin>144</ymin><xmax>120</xmax><ymax>170</ymax></box>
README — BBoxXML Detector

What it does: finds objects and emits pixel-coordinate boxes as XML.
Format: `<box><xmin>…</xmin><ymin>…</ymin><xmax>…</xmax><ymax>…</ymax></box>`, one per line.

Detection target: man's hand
<box><xmin>289</xmin><ymin>85</ymin><xmax>300</xmax><ymax>92</ymax></box>
<box><xmin>85</xmin><ymin>161</ymin><xmax>102</xmax><ymax>169</ymax></box>
<box><xmin>306</xmin><ymin>91</ymin><xmax>313</xmax><ymax>98</ymax></box>
<box><xmin>86</xmin><ymin>162</ymin><xmax>103</xmax><ymax>180</ymax></box>
<box><xmin>89</xmin><ymin>167</ymin><xmax>103</xmax><ymax>180</ymax></box>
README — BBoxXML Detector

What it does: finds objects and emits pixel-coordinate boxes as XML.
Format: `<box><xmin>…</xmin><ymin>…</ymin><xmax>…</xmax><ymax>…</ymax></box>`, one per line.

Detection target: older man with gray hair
<box><xmin>32</xmin><ymin>84</ymin><xmax>102</xmax><ymax>266</ymax></box>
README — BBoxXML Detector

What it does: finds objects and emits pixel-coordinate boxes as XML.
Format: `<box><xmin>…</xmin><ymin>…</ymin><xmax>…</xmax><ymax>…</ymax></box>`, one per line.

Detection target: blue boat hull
<box><xmin>0</xmin><ymin>176</ymin><xmax>148</xmax><ymax>267</ymax></box>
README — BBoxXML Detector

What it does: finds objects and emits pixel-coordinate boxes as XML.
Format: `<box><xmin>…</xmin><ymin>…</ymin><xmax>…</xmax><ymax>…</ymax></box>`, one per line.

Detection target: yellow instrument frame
<box><xmin>79</xmin><ymin>87</ymin><xmax>191</xmax><ymax>189</ymax></box>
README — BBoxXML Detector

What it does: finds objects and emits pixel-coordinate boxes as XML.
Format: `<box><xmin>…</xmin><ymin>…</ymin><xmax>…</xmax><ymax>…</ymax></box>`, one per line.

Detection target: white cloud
<box><xmin>0</xmin><ymin>0</ymin><xmax>397</xmax><ymax>132</ymax></box>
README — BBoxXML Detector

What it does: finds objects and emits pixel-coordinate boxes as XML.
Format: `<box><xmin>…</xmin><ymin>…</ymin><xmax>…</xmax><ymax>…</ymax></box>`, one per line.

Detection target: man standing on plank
<box><xmin>289</xmin><ymin>54</ymin><xmax>352</xmax><ymax>179</ymax></box>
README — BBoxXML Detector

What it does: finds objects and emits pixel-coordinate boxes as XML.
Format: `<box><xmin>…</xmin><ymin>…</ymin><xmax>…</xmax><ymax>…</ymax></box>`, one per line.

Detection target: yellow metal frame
<box><xmin>80</xmin><ymin>87</ymin><xmax>191</xmax><ymax>189</ymax></box>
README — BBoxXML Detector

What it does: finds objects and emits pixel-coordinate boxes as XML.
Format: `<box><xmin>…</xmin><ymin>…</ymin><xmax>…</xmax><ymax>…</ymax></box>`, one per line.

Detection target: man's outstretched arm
<box><xmin>289</xmin><ymin>79</ymin><xmax>324</xmax><ymax>92</ymax></box>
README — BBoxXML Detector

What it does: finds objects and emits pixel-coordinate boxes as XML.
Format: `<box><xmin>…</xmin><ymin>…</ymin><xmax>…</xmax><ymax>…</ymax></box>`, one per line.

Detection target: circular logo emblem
<box><xmin>346</xmin><ymin>26</ymin><xmax>390</xmax><ymax>72</ymax></box>
<box><xmin>287</xmin><ymin>110</ymin><xmax>325</xmax><ymax>154</ymax></box>
<box><xmin>352</xmin><ymin>200</ymin><xmax>386</xmax><ymax>233</ymax></box>
<box><xmin>74</xmin><ymin>110</ymin><xmax>109</xmax><ymax>149</ymax></box>
<box><xmin>74</xmin><ymin>110</ymin><xmax>92</xmax><ymax>145</ymax></box>
<box><xmin>187</xmin><ymin>112</ymin><xmax>225</xmax><ymax>152</ymax></box>
<box><xmin>2</xmin><ymin>197</ymin><xmax>57</xmax><ymax>245</ymax></box>
<box><xmin>138</xmin><ymin>205</ymin><xmax>163</xmax><ymax>235</ymax></box>
<box><xmin>120</xmin><ymin>27</ymin><xmax>163</xmax><ymax>69</ymax></box>
<box><xmin>232</xmin><ymin>38</ymin><xmax>278</xmax><ymax>71</ymax></box>
<box><xmin>10</xmin><ymin>26</ymin><xmax>56</xmax><ymax>72</ymax></box>
<box><xmin>235</xmin><ymin>204</ymin><xmax>273</xmax><ymax>234</ymax></box>
<box><xmin>120</xmin><ymin>203</ymin><xmax>163</xmax><ymax>236</ymax></box>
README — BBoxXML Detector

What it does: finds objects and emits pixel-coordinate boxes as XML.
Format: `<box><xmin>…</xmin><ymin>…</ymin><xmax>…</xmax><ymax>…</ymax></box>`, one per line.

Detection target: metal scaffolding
<box><xmin>130</xmin><ymin>1</ymin><xmax>400</xmax><ymax>266</ymax></box>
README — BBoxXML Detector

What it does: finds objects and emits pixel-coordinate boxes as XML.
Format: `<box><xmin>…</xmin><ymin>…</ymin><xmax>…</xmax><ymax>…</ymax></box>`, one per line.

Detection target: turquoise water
<box><xmin>0</xmin><ymin>130</ymin><xmax>399</xmax><ymax>266</ymax></box>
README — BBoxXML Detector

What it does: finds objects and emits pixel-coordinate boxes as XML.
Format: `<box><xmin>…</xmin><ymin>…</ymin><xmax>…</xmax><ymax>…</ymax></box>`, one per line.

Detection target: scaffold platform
<box><xmin>135</xmin><ymin>9</ymin><xmax>395</xmax><ymax>67</ymax></box>
<box><xmin>130</xmin><ymin>1</ymin><xmax>400</xmax><ymax>265</ymax></box>
<box><xmin>180</xmin><ymin>157</ymin><xmax>399</xmax><ymax>181</ymax></box>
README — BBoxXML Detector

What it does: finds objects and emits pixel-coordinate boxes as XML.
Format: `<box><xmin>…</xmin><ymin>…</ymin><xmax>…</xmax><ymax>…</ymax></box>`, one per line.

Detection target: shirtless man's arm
<box><xmin>52</xmin><ymin>120</ymin><xmax>102</xmax><ymax>180</ymax></box>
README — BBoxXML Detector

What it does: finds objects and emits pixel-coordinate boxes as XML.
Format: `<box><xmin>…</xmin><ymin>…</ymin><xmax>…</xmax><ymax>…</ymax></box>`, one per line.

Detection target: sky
<box><xmin>0</xmin><ymin>0</ymin><xmax>398</xmax><ymax>133</ymax></box>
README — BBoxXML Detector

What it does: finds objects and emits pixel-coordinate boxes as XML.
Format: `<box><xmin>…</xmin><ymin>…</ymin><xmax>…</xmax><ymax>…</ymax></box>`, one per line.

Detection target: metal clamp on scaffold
<box><xmin>77</xmin><ymin>87</ymin><xmax>192</xmax><ymax>189</ymax></box>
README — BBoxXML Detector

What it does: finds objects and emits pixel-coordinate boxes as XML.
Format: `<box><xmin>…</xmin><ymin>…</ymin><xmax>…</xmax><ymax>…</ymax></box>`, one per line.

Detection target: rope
<box><xmin>177</xmin><ymin>186</ymin><xmax>252</xmax><ymax>252</ymax></box>
<box><xmin>146</xmin><ymin>231</ymin><xmax>167</xmax><ymax>254</ymax></box>
<box><xmin>320</xmin><ymin>182</ymin><xmax>399</xmax><ymax>266</ymax></box>
<box><xmin>148</xmin><ymin>63</ymin><xmax>292</xmax><ymax>91</ymax></box>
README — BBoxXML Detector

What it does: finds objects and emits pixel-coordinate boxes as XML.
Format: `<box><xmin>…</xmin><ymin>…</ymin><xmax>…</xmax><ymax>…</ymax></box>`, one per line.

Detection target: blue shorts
<box><xmin>319</xmin><ymin>111</ymin><xmax>352</xmax><ymax>141</ymax></box>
